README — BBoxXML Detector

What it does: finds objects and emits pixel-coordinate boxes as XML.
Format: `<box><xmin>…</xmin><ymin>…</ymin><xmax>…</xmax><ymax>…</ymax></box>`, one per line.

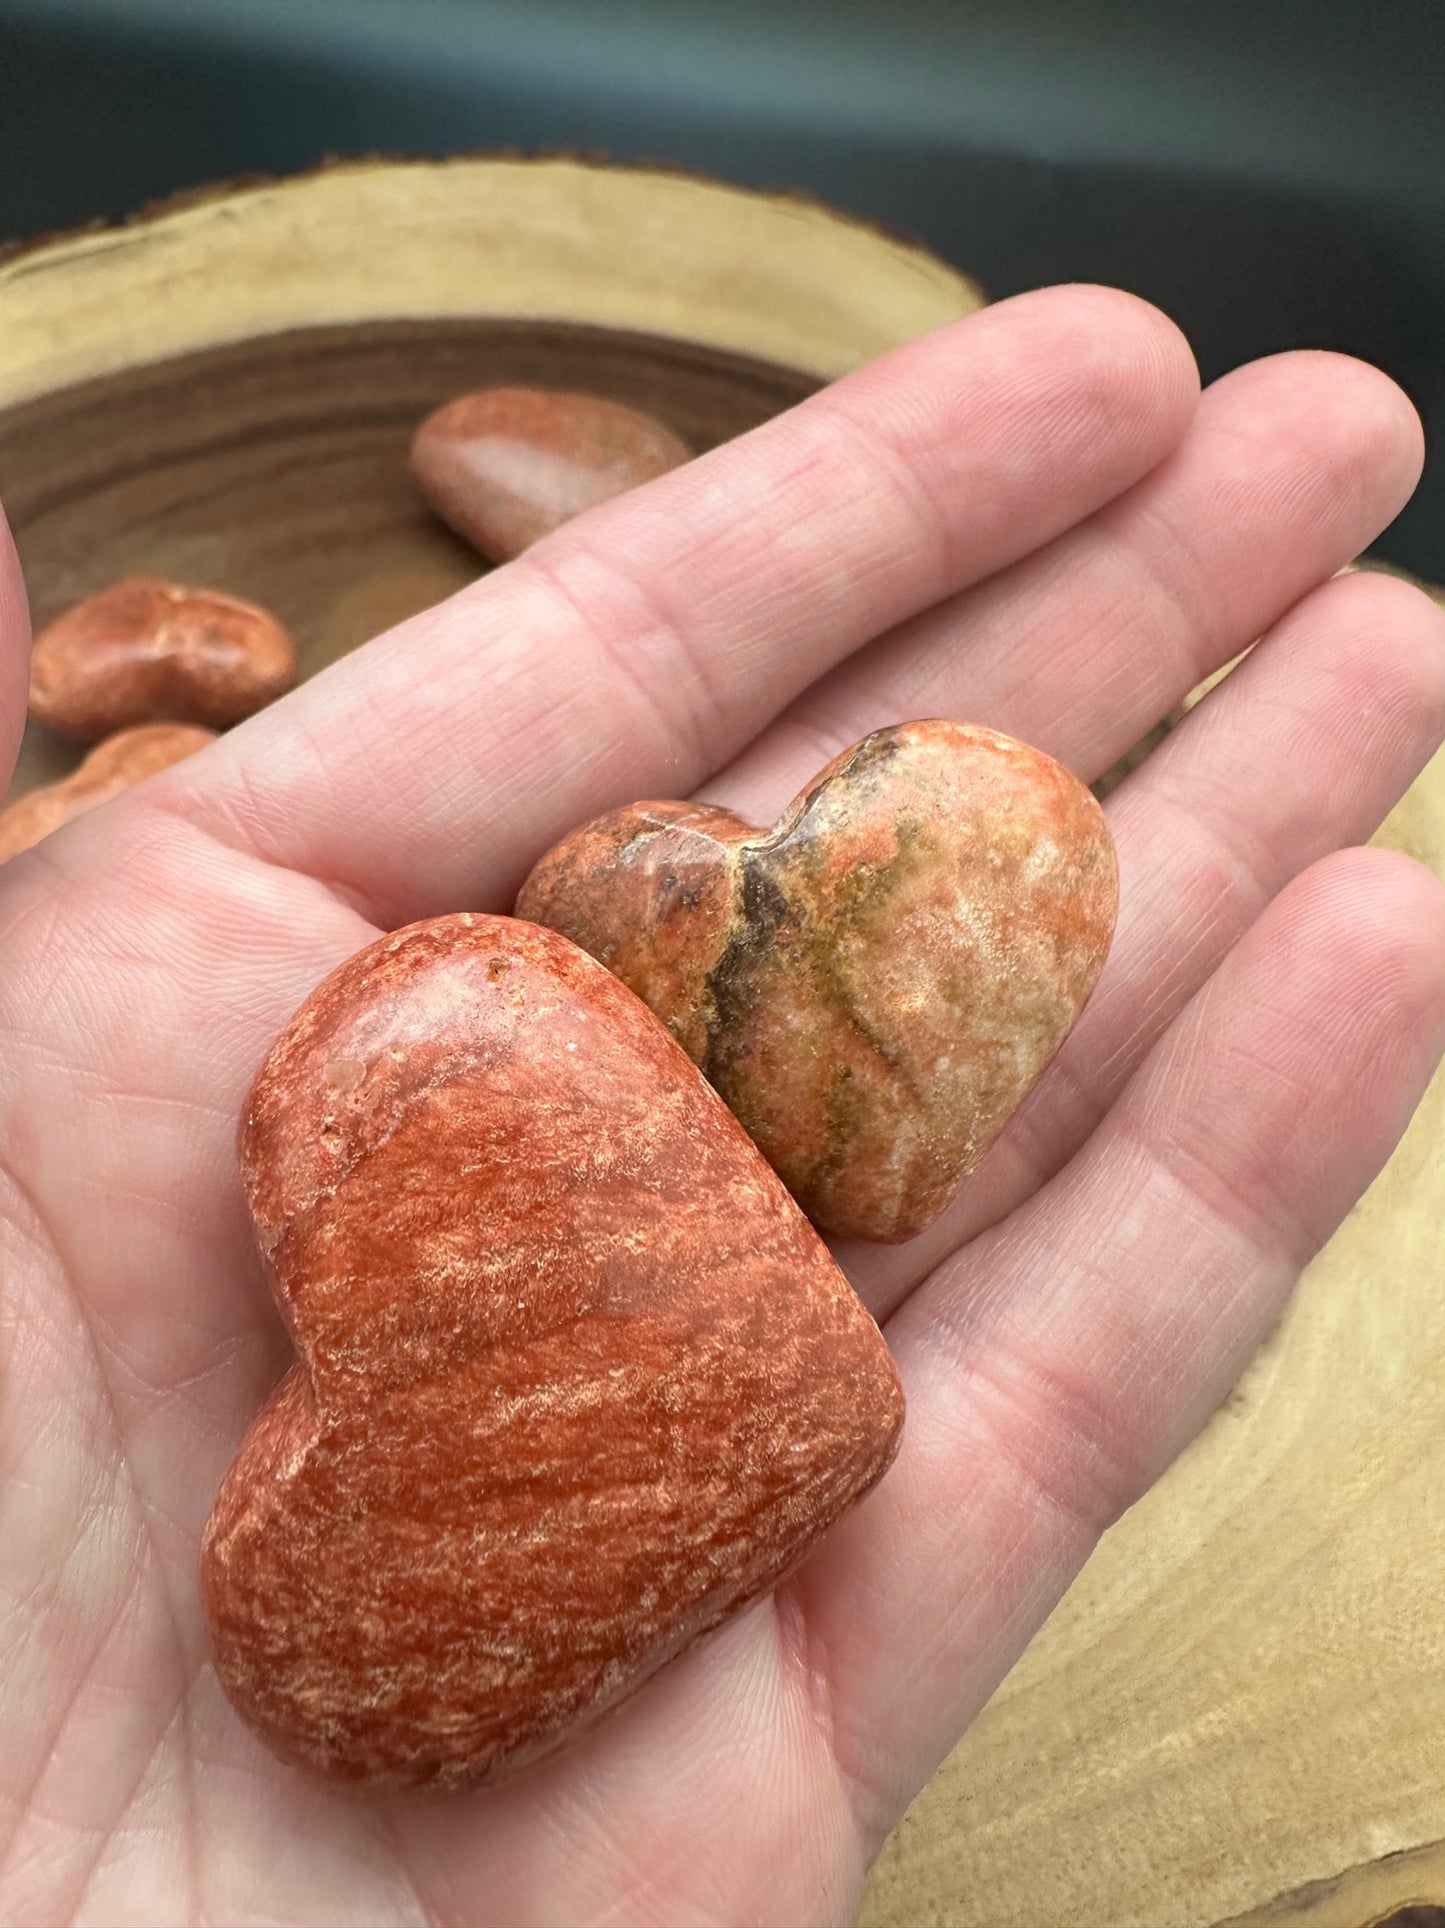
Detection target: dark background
<box><xmin>1</xmin><ymin>0</ymin><xmax>1440</xmax><ymax>574</ymax></box>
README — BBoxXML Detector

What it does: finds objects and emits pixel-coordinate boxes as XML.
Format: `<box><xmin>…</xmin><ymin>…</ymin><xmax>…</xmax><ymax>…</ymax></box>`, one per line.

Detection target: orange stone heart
<box><xmin>201</xmin><ymin>915</ymin><xmax>902</xmax><ymax>1793</ymax></box>
<box><xmin>410</xmin><ymin>387</ymin><xmax>691</xmax><ymax>562</ymax></box>
<box><xmin>0</xmin><ymin>722</ymin><xmax>215</xmax><ymax>862</ymax></box>
<box><xmin>29</xmin><ymin>577</ymin><xmax>296</xmax><ymax>741</ymax></box>
<box><xmin>517</xmin><ymin>722</ymin><xmax>1118</xmax><ymax>1243</ymax></box>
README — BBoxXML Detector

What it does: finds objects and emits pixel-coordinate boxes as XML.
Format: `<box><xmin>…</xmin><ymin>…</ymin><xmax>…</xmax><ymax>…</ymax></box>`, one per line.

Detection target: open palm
<box><xmin>1</xmin><ymin>287</ymin><xmax>1442</xmax><ymax>1927</ymax></box>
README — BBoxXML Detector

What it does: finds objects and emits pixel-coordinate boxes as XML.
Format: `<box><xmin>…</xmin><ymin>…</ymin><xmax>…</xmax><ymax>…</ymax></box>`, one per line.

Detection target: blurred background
<box><xmin>0</xmin><ymin>0</ymin><xmax>1440</xmax><ymax>574</ymax></box>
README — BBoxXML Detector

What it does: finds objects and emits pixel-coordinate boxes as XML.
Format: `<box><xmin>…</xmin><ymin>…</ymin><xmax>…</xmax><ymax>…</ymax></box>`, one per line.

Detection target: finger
<box><xmin>167</xmin><ymin>287</ymin><xmax>1197</xmax><ymax>925</ymax></box>
<box><xmin>0</xmin><ymin>508</ymin><xmax>29</xmax><ymax>788</ymax></box>
<box><xmin>841</xmin><ymin>565</ymin><xmax>1445</xmax><ymax>1316</ymax></box>
<box><xmin>705</xmin><ymin>349</ymin><xmax>1424</xmax><ymax>813</ymax></box>
<box><xmin>790</xmin><ymin>847</ymin><xmax>1445</xmax><ymax>1845</ymax></box>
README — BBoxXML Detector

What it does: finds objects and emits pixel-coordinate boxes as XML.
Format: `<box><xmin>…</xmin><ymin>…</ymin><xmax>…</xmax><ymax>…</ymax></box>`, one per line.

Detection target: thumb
<box><xmin>0</xmin><ymin>508</ymin><xmax>30</xmax><ymax>791</ymax></box>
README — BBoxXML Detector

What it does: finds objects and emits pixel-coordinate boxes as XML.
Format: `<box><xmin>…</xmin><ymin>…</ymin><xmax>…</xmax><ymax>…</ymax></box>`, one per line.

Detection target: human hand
<box><xmin>0</xmin><ymin>286</ymin><xmax>1441</xmax><ymax>1926</ymax></box>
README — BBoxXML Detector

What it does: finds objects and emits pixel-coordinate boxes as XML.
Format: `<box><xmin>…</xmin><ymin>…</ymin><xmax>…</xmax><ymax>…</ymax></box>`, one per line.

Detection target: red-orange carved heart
<box><xmin>201</xmin><ymin>916</ymin><xmax>902</xmax><ymax>1793</ymax></box>
<box><xmin>517</xmin><ymin>722</ymin><xmax>1118</xmax><ymax>1243</ymax></box>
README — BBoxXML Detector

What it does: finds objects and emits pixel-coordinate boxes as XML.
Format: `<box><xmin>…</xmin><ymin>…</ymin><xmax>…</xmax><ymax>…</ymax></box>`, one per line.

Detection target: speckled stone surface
<box><xmin>517</xmin><ymin>721</ymin><xmax>1118</xmax><ymax>1243</ymax></box>
<box><xmin>28</xmin><ymin>576</ymin><xmax>296</xmax><ymax>741</ymax></box>
<box><xmin>410</xmin><ymin>386</ymin><xmax>691</xmax><ymax>562</ymax></box>
<box><xmin>0</xmin><ymin>722</ymin><xmax>216</xmax><ymax>861</ymax></box>
<box><xmin>201</xmin><ymin>915</ymin><xmax>902</xmax><ymax>1794</ymax></box>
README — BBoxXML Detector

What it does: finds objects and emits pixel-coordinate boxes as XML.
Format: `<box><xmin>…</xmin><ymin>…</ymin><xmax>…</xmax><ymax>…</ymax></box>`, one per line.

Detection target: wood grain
<box><xmin>0</xmin><ymin>156</ymin><xmax>980</xmax><ymax>405</ymax></box>
<box><xmin>0</xmin><ymin>317</ymin><xmax>821</xmax><ymax>798</ymax></box>
<box><xmin>1221</xmin><ymin>1839</ymin><xmax>1445</xmax><ymax>1928</ymax></box>
<box><xmin>0</xmin><ymin>158</ymin><xmax>981</xmax><ymax>804</ymax></box>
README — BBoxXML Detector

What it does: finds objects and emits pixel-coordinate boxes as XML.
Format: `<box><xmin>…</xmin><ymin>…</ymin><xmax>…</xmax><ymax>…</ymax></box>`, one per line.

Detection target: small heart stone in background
<box><xmin>518</xmin><ymin>721</ymin><xmax>1118</xmax><ymax>1243</ymax></box>
<box><xmin>29</xmin><ymin>577</ymin><xmax>296</xmax><ymax>741</ymax></box>
<box><xmin>0</xmin><ymin>722</ymin><xmax>216</xmax><ymax>861</ymax></box>
<box><xmin>202</xmin><ymin>916</ymin><xmax>902</xmax><ymax>1794</ymax></box>
<box><xmin>410</xmin><ymin>387</ymin><xmax>691</xmax><ymax>562</ymax></box>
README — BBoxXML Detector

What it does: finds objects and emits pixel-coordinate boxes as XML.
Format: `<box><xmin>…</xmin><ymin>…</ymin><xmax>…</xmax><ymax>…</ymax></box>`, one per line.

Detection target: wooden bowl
<box><xmin>0</xmin><ymin>155</ymin><xmax>982</xmax><ymax>798</ymax></box>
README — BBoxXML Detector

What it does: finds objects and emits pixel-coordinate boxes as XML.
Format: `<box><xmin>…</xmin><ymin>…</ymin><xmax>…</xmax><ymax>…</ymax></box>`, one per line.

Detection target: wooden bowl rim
<box><xmin>0</xmin><ymin>154</ymin><xmax>983</xmax><ymax>409</ymax></box>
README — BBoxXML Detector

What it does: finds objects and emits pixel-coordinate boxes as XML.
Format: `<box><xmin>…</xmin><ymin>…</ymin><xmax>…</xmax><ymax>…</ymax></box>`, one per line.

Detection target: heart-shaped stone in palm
<box><xmin>202</xmin><ymin>916</ymin><xmax>902</xmax><ymax>1793</ymax></box>
<box><xmin>517</xmin><ymin>722</ymin><xmax>1118</xmax><ymax>1243</ymax></box>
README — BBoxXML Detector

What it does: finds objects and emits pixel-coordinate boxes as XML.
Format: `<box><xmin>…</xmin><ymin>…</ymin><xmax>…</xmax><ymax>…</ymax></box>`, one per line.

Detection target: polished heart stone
<box><xmin>29</xmin><ymin>576</ymin><xmax>296</xmax><ymax>741</ymax></box>
<box><xmin>201</xmin><ymin>915</ymin><xmax>902</xmax><ymax>1793</ymax></box>
<box><xmin>517</xmin><ymin>721</ymin><xmax>1118</xmax><ymax>1244</ymax></box>
<box><xmin>410</xmin><ymin>386</ymin><xmax>692</xmax><ymax>562</ymax></box>
<box><xmin>0</xmin><ymin>722</ymin><xmax>215</xmax><ymax>862</ymax></box>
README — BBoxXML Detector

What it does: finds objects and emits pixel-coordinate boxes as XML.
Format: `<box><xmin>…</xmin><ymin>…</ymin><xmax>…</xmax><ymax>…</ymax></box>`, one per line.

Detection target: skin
<box><xmin>0</xmin><ymin>284</ymin><xmax>1441</xmax><ymax>1926</ymax></box>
